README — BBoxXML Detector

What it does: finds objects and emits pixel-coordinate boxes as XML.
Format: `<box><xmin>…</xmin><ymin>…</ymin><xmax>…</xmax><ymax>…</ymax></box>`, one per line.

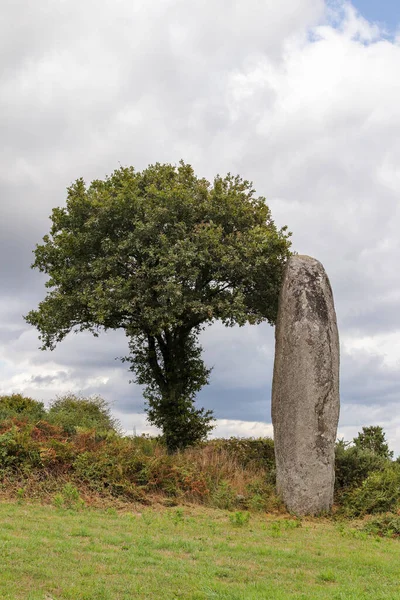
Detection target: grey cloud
<box><xmin>0</xmin><ymin>327</ymin><xmax>26</xmax><ymax>344</ymax></box>
<box><xmin>13</xmin><ymin>330</ymin><xmax>129</xmax><ymax>371</ymax></box>
<box><xmin>340</xmin><ymin>348</ymin><xmax>400</xmax><ymax>407</ymax></box>
<box><xmin>198</xmin><ymin>386</ymin><xmax>269</xmax><ymax>422</ymax></box>
<box><xmin>29</xmin><ymin>371</ymin><xmax>69</xmax><ymax>386</ymax></box>
<box><xmin>342</xmin><ymin>302</ymin><xmax>400</xmax><ymax>335</ymax></box>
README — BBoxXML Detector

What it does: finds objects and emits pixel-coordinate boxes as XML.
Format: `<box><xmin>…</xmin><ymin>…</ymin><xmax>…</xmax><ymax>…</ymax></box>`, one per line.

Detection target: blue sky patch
<box><xmin>351</xmin><ymin>0</ymin><xmax>399</xmax><ymax>31</ymax></box>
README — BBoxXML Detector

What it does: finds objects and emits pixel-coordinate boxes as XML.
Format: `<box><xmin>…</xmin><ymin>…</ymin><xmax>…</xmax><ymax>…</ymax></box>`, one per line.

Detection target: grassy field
<box><xmin>0</xmin><ymin>503</ymin><xmax>399</xmax><ymax>599</ymax></box>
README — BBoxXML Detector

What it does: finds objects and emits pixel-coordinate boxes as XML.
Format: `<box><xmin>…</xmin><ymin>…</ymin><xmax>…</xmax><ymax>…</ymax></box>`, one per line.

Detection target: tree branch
<box><xmin>147</xmin><ymin>334</ymin><xmax>167</xmax><ymax>392</ymax></box>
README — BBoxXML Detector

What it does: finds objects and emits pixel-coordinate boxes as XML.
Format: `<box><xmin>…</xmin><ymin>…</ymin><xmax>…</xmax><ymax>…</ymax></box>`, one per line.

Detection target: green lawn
<box><xmin>0</xmin><ymin>502</ymin><xmax>398</xmax><ymax>599</ymax></box>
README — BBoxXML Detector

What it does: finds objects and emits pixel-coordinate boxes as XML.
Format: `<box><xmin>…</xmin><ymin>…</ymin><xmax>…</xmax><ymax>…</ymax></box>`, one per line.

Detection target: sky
<box><xmin>351</xmin><ymin>0</ymin><xmax>399</xmax><ymax>32</ymax></box>
<box><xmin>1</xmin><ymin>0</ymin><xmax>400</xmax><ymax>453</ymax></box>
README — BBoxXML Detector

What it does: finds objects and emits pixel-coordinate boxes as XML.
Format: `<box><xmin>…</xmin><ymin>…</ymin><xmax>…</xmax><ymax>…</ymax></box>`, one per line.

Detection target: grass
<box><xmin>0</xmin><ymin>503</ymin><xmax>399</xmax><ymax>599</ymax></box>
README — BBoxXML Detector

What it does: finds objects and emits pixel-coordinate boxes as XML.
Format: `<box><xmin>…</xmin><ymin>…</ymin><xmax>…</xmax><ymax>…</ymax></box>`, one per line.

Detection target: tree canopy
<box><xmin>353</xmin><ymin>426</ymin><xmax>393</xmax><ymax>460</ymax></box>
<box><xmin>25</xmin><ymin>161</ymin><xmax>292</xmax><ymax>450</ymax></box>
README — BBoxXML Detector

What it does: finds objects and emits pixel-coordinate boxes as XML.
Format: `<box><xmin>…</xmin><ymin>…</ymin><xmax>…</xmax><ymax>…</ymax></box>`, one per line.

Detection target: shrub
<box><xmin>73</xmin><ymin>441</ymin><xmax>210</xmax><ymax>502</ymax></box>
<box><xmin>0</xmin><ymin>425</ymin><xmax>42</xmax><ymax>470</ymax></box>
<box><xmin>73</xmin><ymin>438</ymin><xmax>146</xmax><ymax>485</ymax></box>
<box><xmin>0</xmin><ymin>394</ymin><xmax>45</xmax><ymax>422</ymax></box>
<box><xmin>40</xmin><ymin>439</ymin><xmax>77</xmax><ymax>468</ymax></box>
<box><xmin>54</xmin><ymin>483</ymin><xmax>85</xmax><ymax>510</ymax></box>
<box><xmin>229</xmin><ymin>511</ymin><xmax>250</xmax><ymax>527</ymax></box>
<box><xmin>363</xmin><ymin>514</ymin><xmax>400</xmax><ymax>538</ymax></box>
<box><xmin>341</xmin><ymin>464</ymin><xmax>400</xmax><ymax>516</ymax></box>
<box><xmin>47</xmin><ymin>394</ymin><xmax>120</xmax><ymax>435</ymax></box>
<box><xmin>246</xmin><ymin>478</ymin><xmax>279</xmax><ymax>512</ymax></box>
<box><xmin>335</xmin><ymin>440</ymin><xmax>388</xmax><ymax>492</ymax></box>
<box><xmin>211</xmin><ymin>480</ymin><xmax>236</xmax><ymax>510</ymax></box>
<box><xmin>208</xmin><ymin>437</ymin><xmax>275</xmax><ymax>470</ymax></box>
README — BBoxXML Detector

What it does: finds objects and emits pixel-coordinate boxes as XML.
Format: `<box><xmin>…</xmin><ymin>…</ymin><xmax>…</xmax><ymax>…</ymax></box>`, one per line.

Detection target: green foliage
<box><xmin>363</xmin><ymin>514</ymin><xmax>400</xmax><ymax>538</ymax></box>
<box><xmin>0</xmin><ymin>425</ymin><xmax>42</xmax><ymax>470</ymax></box>
<box><xmin>47</xmin><ymin>394</ymin><xmax>120</xmax><ymax>435</ymax></box>
<box><xmin>335</xmin><ymin>440</ymin><xmax>388</xmax><ymax>492</ymax></box>
<box><xmin>334</xmin><ymin>426</ymin><xmax>397</xmax><ymax>515</ymax></box>
<box><xmin>229</xmin><ymin>511</ymin><xmax>250</xmax><ymax>527</ymax></box>
<box><xmin>245</xmin><ymin>479</ymin><xmax>279</xmax><ymax>512</ymax></box>
<box><xmin>144</xmin><ymin>379</ymin><xmax>214</xmax><ymax>453</ymax></box>
<box><xmin>73</xmin><ymin>440</ymin><xmax>146</xmax><ymax>487</ymax></box>
<box><xmin>341</xmin><ymin>464</ymin><xmax>400</xmax><ymax>516</ymax></box>
<box><xmin>25</xmin><ymin>161</ymin><xmax>291</xmax><ymax>451</ymax></box>
<box><xmin>247</xmin><ymin>493</ymin><xmax>267</xmax><ymax>512</ymax></box>
<box><xmin>0</xmin><ymin>394</ymin><xmax>45</xmax><ymax>422</ymax></box>
<box><xmin>41</xmin><ymin>438</ymin><xmax>77</xmax><ymax>466</ymax></box>
<box><xmin>211</xmin><ymin>480</ymin><xmax>236</xmax><ymax>510</ymax></box>
<box><xmin>54</xmin><ymin>483</ymin><xmax>85</xmax><ymax>510</ymax></box>
<box><xmin>353</xmin><ymin>426</ymin><xmax>393</xmax><ymax>459</ymax></box>
<box><xmin>73</xmin><ymin>437</ymin><xmax>210</xmax><ymax>502</ymax></box>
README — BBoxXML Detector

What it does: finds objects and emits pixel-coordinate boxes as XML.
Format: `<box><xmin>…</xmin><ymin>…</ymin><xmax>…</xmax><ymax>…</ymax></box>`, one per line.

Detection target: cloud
<box><xmin>0</xmin><ymin>0</ymin><xmax>399</xmax><ymax>452</ymax></box>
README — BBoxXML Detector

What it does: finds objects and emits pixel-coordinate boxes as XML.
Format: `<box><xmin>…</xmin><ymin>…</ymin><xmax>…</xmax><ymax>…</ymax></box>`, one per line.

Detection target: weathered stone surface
<box><xmin>271</xmin><ymin>255</ymin><xmax>340</xmax><ymax>515</ymax></box>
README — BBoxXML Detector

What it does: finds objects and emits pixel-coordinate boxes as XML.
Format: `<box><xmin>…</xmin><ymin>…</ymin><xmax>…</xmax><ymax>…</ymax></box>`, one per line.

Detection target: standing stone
<box><xmin>271</xmin><ymin>255</ymin><xmax>340</xmax><ymax>515</ymax></box>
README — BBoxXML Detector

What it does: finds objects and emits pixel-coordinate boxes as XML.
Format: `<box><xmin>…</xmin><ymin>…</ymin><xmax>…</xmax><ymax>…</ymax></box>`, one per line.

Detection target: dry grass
<box><xmin>177</xmin><ymin>444</ymin><xmax>267</xmax><ymax>495</ymax></box>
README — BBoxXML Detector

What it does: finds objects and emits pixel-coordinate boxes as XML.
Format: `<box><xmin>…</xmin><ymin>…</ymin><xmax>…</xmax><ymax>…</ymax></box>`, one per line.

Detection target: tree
<box><xmin>47</xmin><ymin>394</ymin><xmax>120</xmax><ymax>435</ymax></box>
<box><xmin>353</xmin><ymin>426</ymin><xmax>393</xmax><ymax>460</ymax></box>
<box><xmin>25</xmin><ymin>161</ymin><xmax>292</xmax><ymax>451</ymax></box>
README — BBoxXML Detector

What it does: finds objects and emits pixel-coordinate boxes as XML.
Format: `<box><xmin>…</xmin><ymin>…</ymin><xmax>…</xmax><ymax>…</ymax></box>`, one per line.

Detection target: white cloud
<box><xmin>210</xmin><ymin>419</ymin><xmax>274</xmax><ymax>440</ymax></box>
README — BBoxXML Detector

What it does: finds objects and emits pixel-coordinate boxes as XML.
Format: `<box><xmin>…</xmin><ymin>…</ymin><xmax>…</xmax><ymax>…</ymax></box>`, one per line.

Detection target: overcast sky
<box><xmin>1</xmin><ymin>0</ymin><xmax>400</xmax><ymax>453</ymax></box>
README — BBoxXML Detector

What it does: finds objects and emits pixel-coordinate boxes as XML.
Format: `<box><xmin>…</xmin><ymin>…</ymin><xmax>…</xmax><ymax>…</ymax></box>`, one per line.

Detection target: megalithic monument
<box><xmin>271</xmin><ymin>255</ymin><xmax>340</xmax><ymax>515</ymax></box>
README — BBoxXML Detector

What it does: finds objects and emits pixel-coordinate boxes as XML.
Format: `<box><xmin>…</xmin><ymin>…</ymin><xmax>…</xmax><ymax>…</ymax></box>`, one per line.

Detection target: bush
<box><xmin>74</xmin><ymin>440</ymin><xmax>146</xmax><ymax>486</ymax></box>
<box><xmin>208</xmin><ymin>437</ymin><xmax>275</xmax><ymax>470</ymax></box>
<box><xmin>229</xmin><ymin>511</ymin><xmax>250</xmax><ymax>527</ymax></box>
<box><xmin>341</xmin><ymin>464</ymin><xmax>400</xmax><ymax>516</ymax></box>
<box><xmin>245</xmin><ymin>478</ymin><xmax>279</xmax><ymax>512</ymax></box>
<box><xmin>0</xmin><ymin>394</ymin><xmax>45</xmax><ymax>422</ymax></box>
<box><xmin>335</xmin><ymin>440</ymin><xmax>388</xmax><ymax>492</ymax></box>
<box><xmin>0</xmin><ymin>425</ymin><xmax>42</xmax><ymax>470</ymax></box>
<box><xmin>54</xmin><ymin>483</ymin><xmax>85</xmax><ymax>510</ymax></box>
<box><xmin>363</xmin><ymin>514</ymin><xmax>400</xmax><ymax>538</ymax></box>
<box><xmin>40</xmin><ymin>439</ymin><xmax>77</xmax><ymax>468</ymax></box>
<box><xmin>73</xmin><ymin>440</ymin><xmax>210</xmax><ymax>502</ymax></box>
<box><xmin>47</xmin><ymin>394</ymin><xmax>120</xmax><ymax>435</ymax></box>
<box><xmin>211</xmin><ymin>480</ymin><xmax>236</xmax><ymax>510</ymax></box>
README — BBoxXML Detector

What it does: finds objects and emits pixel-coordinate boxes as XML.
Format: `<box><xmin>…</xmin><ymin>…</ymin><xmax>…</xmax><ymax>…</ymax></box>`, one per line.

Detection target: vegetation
<box><xmin>46</xmin><ymin>393</ymin><xmax>120</xmax><ymax>435</ymax></box>
<box><xmin>363</xmin><ymin>513</ymin><xmax>400</xmax><ymax>538</ymax></box>
<box><xmin>0</xmin><ymin>503</ymin><xmax>399</xmax><ymax>599</ymax></box>
<box><xmin>334</xmin><ymin>440</ymin><xmax>387</xmax><ymax>491</ymax></box>
<box><xmin>353</xmin><ymin>425</ymin><xmax>394</xmax><ymax>459</ymax></box>
<box><xmin>0</xmin><ymin>415</ymin><xmax>278</xmax><ymax>511</ymax></box>
<box><xmin>25</xmin><ymin>161</ymin><xmax>291</xmax><ymax>451</ymax></box>
<box><xmin>334</xmin><ymin>426</ymin><xmax>400</xmax><ymax>516</ymax></box>
<box><xmin>340</xmin><ymin>465</ymin><xmax>400</xmax><ymax>517</ymax></box>
<box><xmin>0</xmin><ymin>394</ymin><xmax>45</xmax><ymax>422</ymax></box>
<box><xmin>0</xmin><ymin>393</ymin><xmax>399</xmax><ymax>521</ymax></box>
